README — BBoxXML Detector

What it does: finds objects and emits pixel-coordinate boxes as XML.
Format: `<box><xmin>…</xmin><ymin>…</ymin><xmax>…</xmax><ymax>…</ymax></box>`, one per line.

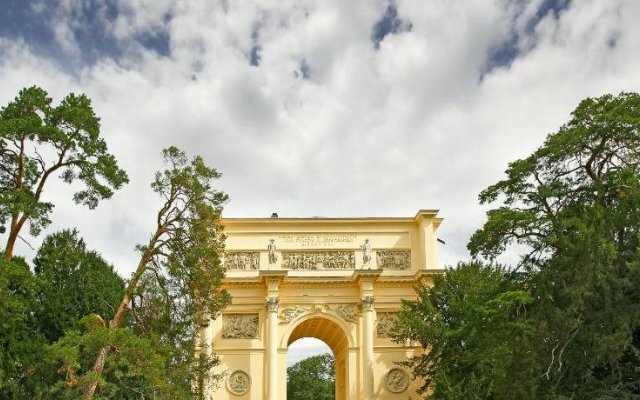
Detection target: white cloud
<box><xmin>1</xmin><ymin>0</ymin><xmax>639</xmax><ymax>275</ymax></box>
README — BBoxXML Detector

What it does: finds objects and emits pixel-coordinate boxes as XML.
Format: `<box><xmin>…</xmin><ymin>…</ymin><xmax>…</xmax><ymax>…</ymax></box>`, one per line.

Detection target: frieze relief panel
<box><xmin>222</xmin><ymin>314</ymin><xmax>259</xmax><ymax>339</ymax></box>
<box><xmin>377</xmin><ymin>312</ymin><xmax>399</xmax><ymax>338</ymax></box>
<box><xmin>224</xmin><ymin>252</ymin><xmax>260</xmax><ymax>270</ymax></box>
<box><xmin>376</xmin><ymin>250</ymin><xmax>411</xmax><ymax>270</ymax></box>
<box><xmin>282</xmin><ymin>251</ymin><xmax>355</xmax><ymax>270</ymax></box>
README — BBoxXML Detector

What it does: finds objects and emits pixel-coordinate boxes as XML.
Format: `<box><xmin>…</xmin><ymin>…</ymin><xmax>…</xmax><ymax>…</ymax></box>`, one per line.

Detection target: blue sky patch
<box><xmin>0</xmin><ymin>0</ymin><xmax>171</xmax><ymax>71</ymax></box>
<box><xmin>482</xmin><ymin>0</ymin><xmax>571</xmax><ymax>77</ymax></box>
<box><xmin>371</xmin><ymin>2</ymin><xmax>412</xmax><ymax>50</ymax></box>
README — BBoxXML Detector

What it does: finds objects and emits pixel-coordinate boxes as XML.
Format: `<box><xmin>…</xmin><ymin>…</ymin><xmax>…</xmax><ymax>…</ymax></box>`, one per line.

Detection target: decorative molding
<box><xmin>279</xmin><ymin>305</ymin><xmax>310</xmax><ymax>323</ymax></box>
<box><xmin>222</xmin><ymin>314</ymin><xmax>259</xmax><ymax>339</ymax></box>
<box><xmin>282</xmin><ymin>251</ymin><xmax>355</xmax><ymax>270</ymax></box>
<box><xmin>265</xmin><ymin>297</ymin><xmax>280</xmax><ymax>312</ymax></box>
<box><xmin>376</xmin><ymin>312</ymin><xmax>399</xmax><ymax>338</ymax></box>
<box><xmin>385</xmin><ymin>368</ymin><xmax>409</xmax><ymax>393</ymax></box>
<box><xmin>224</xmin><ymin>252</ymin><xmax>259</xmax><ymax>270</ymax></box>
<box><xmin>227</xmin><ymin>370</ymin><xmax>251</xmax><ymax>396</ymax></box>
<box><xmin>376</xmin><ymin>250</ymin><xmax>411</xmax><ymax>270</ymax></box>
<box><xmin>359</xmin><ymin>296</ymin><xmax>375</xmax><ymax>312</ymax></box>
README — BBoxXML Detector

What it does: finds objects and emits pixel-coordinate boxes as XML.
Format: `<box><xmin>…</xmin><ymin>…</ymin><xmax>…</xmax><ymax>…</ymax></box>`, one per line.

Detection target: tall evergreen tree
<box><xmin>34</xmin><ymin>229</ymin><xmax>125</xmax><ymax>343</ymax></box>
<box><xmin>469</xmin><ymin>92</ymin><xmax>640</xmax><ymax>398</ymax></box>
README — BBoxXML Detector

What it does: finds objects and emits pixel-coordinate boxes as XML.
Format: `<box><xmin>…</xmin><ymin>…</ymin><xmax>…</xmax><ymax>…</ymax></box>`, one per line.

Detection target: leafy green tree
<box><xmin>287</xmin><ymin>353</ymin><xmax>335</xmax><ymax>400</ymax></box>
<box><xmin>33</xmin><ymin>229</ymin><xmax>125</xmax><ymax>343</ymax></box>
<box><xmin>0</xmin><ymin>86</ymin><xmax>128</xmax><ymax>259</ymax></box>
<box><xmin>48</xmin><ymin>147</ymin><xmax>230</xmax><ymax>399</ymax></box>
<box><xmin>393</xmin><ymin>262</ymin><xmax>533</xmax><ymax>399</ymax></box>
<box><xmin>0</xmin><ymin>256</ymin><xmax>48</xmax><ymax>398</ymax></box>
<box><xmin>468</xmin><ymin>92</ymin><xmax>640</xmax><ymax>398</ymax></box>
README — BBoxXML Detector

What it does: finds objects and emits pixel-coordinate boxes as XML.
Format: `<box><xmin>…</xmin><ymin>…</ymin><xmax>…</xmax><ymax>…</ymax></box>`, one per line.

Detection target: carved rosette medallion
<box><xmin>227</xmin><ymin>370</ymin><xmax>251</xmax><ymax>396</ymax></box>
<box><xmin>279</xmin><ymin>305</ymin><xmax>310</xmax><ymax>323</ymax></box>
<box><xmin>376</xmin><ymin>312</ymin><xmax>399</xmax><ymax>337</ymax></box>
<box><xmin>359</xmin><ymin>296</ymin><xmax>375</xmax><ymax>312</ymax></box>
<box><xmin>266</xmin><ymin>297</ymin><xmax>280</xmax><ymax>312</ymax></box>
<box><xmin>385</xmin><ymin>368</ymin><xmax>409</xmax><ymax>393</ymax></box>
<box><xmin>222</xmin><ymin>314</ymin><xmax>259</xmax><ymax>339</ymax></box>
<box><xmin>282</xmin><ymin>251</ymin><xmax>355</xmax><ymax>270</ymax></box>
<box><xmin>376</xmin><ymin>250</ymin><xmax>411</xmax><ymax>270</ymax></box>
<box><xmin>224</xmin><ymin>252</ymin><xmax>260</xmax><ymax>270</ymax></box>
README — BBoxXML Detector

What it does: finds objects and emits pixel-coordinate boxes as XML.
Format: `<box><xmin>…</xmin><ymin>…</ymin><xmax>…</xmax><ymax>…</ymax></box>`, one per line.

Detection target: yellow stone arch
<box><xmin>205</xmin><ymin>210</ymin><xmax>442</xmax><ymax>400</ymax></box>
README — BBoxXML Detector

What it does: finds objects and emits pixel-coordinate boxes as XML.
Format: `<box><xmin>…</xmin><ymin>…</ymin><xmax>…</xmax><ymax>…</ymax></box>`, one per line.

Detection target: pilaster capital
<box><xmin>359</xmin><ymin>295</ymin><xmax>375</xmax><ymax>312</ymax></box>
<box><xmin>266</xmin><ymin>297</ymin><xmax>280</xmax><ymax>312</ymax></box>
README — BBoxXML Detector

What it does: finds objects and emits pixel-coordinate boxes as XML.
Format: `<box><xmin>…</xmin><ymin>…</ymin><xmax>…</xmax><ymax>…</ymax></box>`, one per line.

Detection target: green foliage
<box><xmin>47</xmin><ymin>315</ymin><xmax>177</xmax><ymax>399</ymax></box>
<box><xmin>467</xmin><ymin>92</ymin><xmax>640</xmax><ymax>398</ymax></box>
<box><xmin>287</xmin><ymin>353</ymin><xmax>335</xmax><ymax>400</ymax></box>
<box><xmin>0</xmin><ymin>256</ymin><xmax>48</xmax><ymax>398</ymax></box>
<box><xmin>0</xmin><ymin>86</ymin><xmax>128</xmax><ymax>258</ymax></box>
<box><xmin>393</xmin><ymin>262</ymin><xmax>533</xmax><ymax>400</ymax></box>
<box><xmin>52</xmin><ymin>147</ymin><xmax>231</xmax><ymax>399</ymax></box>
<box><xmin>34</xmin><ymin>229</ymin><xmax>125</xmax><ymax>343</ymax></box>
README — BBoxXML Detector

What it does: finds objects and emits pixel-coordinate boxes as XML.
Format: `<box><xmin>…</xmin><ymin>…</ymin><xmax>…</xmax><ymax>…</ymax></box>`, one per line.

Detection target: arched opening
<box><xmin>285</xmin><ymin>316</ymin><xmax>350</xmax><ymax>400</ymax></box>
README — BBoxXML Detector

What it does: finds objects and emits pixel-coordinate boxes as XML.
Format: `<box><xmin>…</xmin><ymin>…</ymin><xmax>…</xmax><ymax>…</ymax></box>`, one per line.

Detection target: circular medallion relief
<box><xmin>227</xmin><ymin>370</ymin><xmax>251</xmax><ymax>396</ymax></box>
<box><xmin>385</xmin><ymin>368</ymin><xmax>409</xmax><ymax>393</ymax></box>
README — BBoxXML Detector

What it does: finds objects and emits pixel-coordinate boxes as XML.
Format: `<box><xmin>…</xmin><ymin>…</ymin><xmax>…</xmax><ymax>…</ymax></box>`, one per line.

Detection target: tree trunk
<box><xmin>4</xmin><ymin>229</ymin><xmax>17</xmax><ymax>260</ymax></box>
<box><xmin>4</xmin><ymin>220</ymin><xmax>24</xmax><ymax>260</ymax></box>
<box><xmin>82</xmin><ymin>345</ymin><xmax>109</xmax><ymax>400</ymax></box>
<box><xmin>81</xmin><ymin>243</ymin><xmax>157</xmax><ymax>399</ymax></box>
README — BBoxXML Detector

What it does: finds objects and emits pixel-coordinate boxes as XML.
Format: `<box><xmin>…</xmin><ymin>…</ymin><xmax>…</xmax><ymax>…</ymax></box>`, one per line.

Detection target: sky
<box><xmin>1</xmin><ymin>0</ymin><xmax>639</xmax><ymax>361</ymax></box>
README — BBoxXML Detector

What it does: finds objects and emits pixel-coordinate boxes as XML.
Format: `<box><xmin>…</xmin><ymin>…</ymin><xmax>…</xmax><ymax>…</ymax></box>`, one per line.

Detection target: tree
<box><xmin>468</xmin><ymin>92</ymin><xmax>640</xmax><ymax>398</ymax></box>
<box><xmin>287</xmin><ymin>353</ymin><xmax>335</xmax><ymax>400</ymax></box>
<box><xmin>0</xmin><ymin>256</ymin><xmax>48</xmax><ymax>398</ymax></box>
<box><xmin>393</xmin><ymin>262</ymin><xmax>533</xmax><ymax>399</ymax></box>
<box><xmin>47</xmin><ymin>147</ymin><xmax>230</xmax><ymax>399</ymax></box>
<box><xmin>33</xmin><ymin>229</ymin><xmax>125</xmax><ymax>343</ymax></box>
<box><xmin>0</xmin><ymin>86</ymin><xmax>128</xmax><ymax>259</ymax></box>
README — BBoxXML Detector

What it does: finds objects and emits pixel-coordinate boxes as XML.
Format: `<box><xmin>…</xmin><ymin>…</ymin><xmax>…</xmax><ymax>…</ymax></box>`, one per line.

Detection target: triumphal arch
<box><xmin>204</xmin><ymin>210</ymin><xmax>442</xmax><ymax>399</ymax></box>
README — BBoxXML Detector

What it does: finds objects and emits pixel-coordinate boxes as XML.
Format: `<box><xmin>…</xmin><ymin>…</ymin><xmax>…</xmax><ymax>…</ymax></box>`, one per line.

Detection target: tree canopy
<box><xmin>0</xmin><ymin>86</ymin><xmax>128</xmax><ymax>259</ymax></box>
<box><xmin>34</xmin><ymin>229</ymin><xmax>125</xmax><ymax>343</ymax></box>
<box><xmin>48</xmin><ymin>146</ymin><xmax>232</xmax><ymax>399</ymax></box>
<box><xmin>287</xmin><ymin>353</ymin><xmax>335</xmax><ymax>400</ymax></box>
<box><xmin>396</xmin><ymin>92</ymin><xmax>640</xmax><ymax>399</ymax></box>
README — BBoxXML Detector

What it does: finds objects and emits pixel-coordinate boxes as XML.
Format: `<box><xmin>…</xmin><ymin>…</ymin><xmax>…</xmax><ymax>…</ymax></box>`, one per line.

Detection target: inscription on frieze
<box><xmin>278</xmin><ymin>233</ymin><xmax>357</xmax><ymax>248</ymax></box>
<box><xmin>282</xmin><ymin>251</ymin><xmax>355</xmax><ymax>270</ymax></box>
<box><xmin>376</xmin><ymin>250</ymin><xmax>411</xmax><ymax>270</ymax></box>
<box><xmin>224</xmin><ymin>252</ymin><xmax>259</xmax><ymax>270</ymax></box>
<box><xmin>222</xmin><ymin>314</ymin><xmax>259</xmax><ymax>339</ymax></box>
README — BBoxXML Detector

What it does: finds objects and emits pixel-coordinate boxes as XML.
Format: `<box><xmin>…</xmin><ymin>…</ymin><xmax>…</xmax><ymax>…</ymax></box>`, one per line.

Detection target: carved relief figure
<box><xmin>335</xmin><ymin>304</ymin><xmax>358</xmax><ymax>323</ymax></box>
<box><xmin>222</xmin><ymin>314</ymin><xmax>259</xmax><ymax>339</ymax></box>
<box><xmin>386</xmin><ymin>368</ymin><xmax>409</xmax><ymax>393</ymax></box>
<box><xmin>376</xmin><ymin>312</ymin><xmax>399</xmax><ymax>337</ymax></box>
<box><xmin>224</xmin><ymin>252</ymin><xmax>259</xmax><ymax>270</ymax></box>
<box><xmin>279</xmin><ymin>305</ymin><xmax>310</xmax><ymax>323</ymax></box>
<box><xmin>227</xmin><ymin>370</ymin><xmax>251</xmax><ymax>395</ymax></box>
<box><xmin>268</xmin><ymin>239</ymin><xmax>278</xmax><ymax>265</ymax></box>
<box><xmin>361</xmin><ymin>238</ymin><xmax>372</xmax><ymax>267</ymax></box>
<box><xmin>282</xmin><ymin>251</ymin><xmax>355</xmax><ymax>270</ymax></box>
<box><xmin>376</xmin><ymin>250</ymin><xmax>411</xmax><ymax>270</ymax></box>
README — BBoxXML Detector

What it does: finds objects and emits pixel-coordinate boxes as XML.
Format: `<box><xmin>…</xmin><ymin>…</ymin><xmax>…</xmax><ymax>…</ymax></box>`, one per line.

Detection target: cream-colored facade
<box><xmin>205</xmin><ymin>210</ymin><xmax>442</xmax><ymax>400</ymax></box>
